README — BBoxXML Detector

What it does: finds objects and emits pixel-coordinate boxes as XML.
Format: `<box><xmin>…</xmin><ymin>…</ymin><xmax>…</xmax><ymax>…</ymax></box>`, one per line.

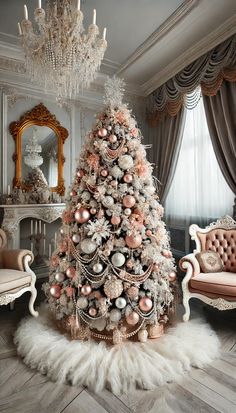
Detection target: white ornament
<box><xmin>138</xmin><ymin>329</ymin><xmax>148</xmax><ymax>343</ymax></box>
<box><xmin>110</xmin><ymin>309</ymin><xmax>122</xmax><ymax>323</ymax></box>
<box><xmin>118</xmin><ymin>155</ymin><xmax>134</xmax><ymax>170</ymax></box>
<box><xmin>77</xmin><ymin>297</ymin><xmax>88</xmax><ymax>309</ymax></box>
<box><xmin>115</xmin><ymin>297</ymin><xmax>126</xmax><ymax>309</ymax></box>
<box><xmin>80</xmin><ymin>238</ymin><xmax>97</xmax><ymax>254</ymax></box>
<box><xmin>93</xmin><ymin>263</ymin><xmax>103</xmax><ymax>273</ymax></box>
<box><xmin>102</xmin><ymin>196</ymin><xmax>114</xmax><ymax>208</ymax></box>
<box><xmin>124</xmin><ymin>208</ymin><xmax>131</xmax><ymax>216</ymax></box>
<box><xmin>55</xmin><ymin>272</ymin><xmax>65</xmax><ymax>282</ymax></box>
<box><xmin>111</xmin><ymin>252</ymin><xmax>125</xmax><ymax>267</ymax></box>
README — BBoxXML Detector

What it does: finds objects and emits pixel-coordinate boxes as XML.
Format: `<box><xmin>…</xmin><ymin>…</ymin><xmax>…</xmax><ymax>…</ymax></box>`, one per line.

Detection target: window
<box><xmin>165</xmin><ymin>97</ymin><xmax>235</xmax><ymax>223</ymax></box>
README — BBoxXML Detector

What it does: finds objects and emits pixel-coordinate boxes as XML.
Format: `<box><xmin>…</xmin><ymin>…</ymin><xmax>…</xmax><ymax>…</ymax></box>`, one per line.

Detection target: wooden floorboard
<box><xmin>1</xmin><ymin>290</ymin><xmax>236</xmax><ymax>413</ymax></box>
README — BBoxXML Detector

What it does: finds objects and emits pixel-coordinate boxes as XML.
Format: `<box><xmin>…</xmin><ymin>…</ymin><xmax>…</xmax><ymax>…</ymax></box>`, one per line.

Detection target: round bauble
<box><xmin>139</xmin><ymin>297</ymin><xmax>153</xmax><ymax>312</ymax></box>
<box><xmin>168</xmin><ymin>271</ymin><xmax>177</xmax><ymax>282</ymax></box>
<box><xmin>127</xmin><ymin>286</ymin><xmax>139</xmax><ymax>300</ymax></box>
<box><xmin>118</xmin><ymin>155</ymin><xmax>134</xmax><ymax>170</ymax></box>
<box><xmin>109</xmin><ymin>134</ymin><xmax>117</xmax><ymax>143</ymax></box>
<box><xmin>81</xmin><ymin>284</ymin><xmax>92</xmax><ymax>296</ymax></box>
<box><xmin>66</xmin><ymin>266</ymin><xmax>76</xmax><ymax>278</ymax></box>
<box><xmin>111</xmin><ymin>180</ymin><xmax>117</xmax><ymax>187</ymax></box>
<box><xmin>80</xmin><ymin>238</ymin><xmax>97</xmax><ymax>254</ymax></box>
<box><xmin>55</xmin><ymin>272</ymin><xmax>65</xmax><ymax>282</ymax></box>
<box><xmin>98</xmin><ymin>128</ymin><xmax>107</xmax><ymax>137</ymax></box>
<box><xmin>125</xmin><ymin>233</ymin><xmax>142</xmax><ymax>248</ymax></box>
<box><xmin>110</xmin><ymin>309</ymin><xmax>122</xmax><ymax>323</ymax></box>
<box><xmin>90</xmin><ymin>207</ymin><xmax>97</xmax><ymax>215</ymax></box>
<box><xmin>162</xmin><ymin>249</ymin><xmax>172</xmax><ymax>258</ymax></box>
<box><xmin>111</xmin><ymin>252</ymin><xmax>125</xmax><ymax>267</ymax></box>
<box><xmin>123</xmin><ymin>195</ymin><xmax>136</xmax><ymax>208</ymax></box>
<box><xmin>101</xmin><ymin>169</ymin><xmax>108</xmax><ymax>177</ymax></box>
<box><xmin>124</xmin><ymin>208</ymin><xmax>131</xmax><ymax>216</ymax></box>
<box><xmin>146</xmin><ymin>230</ymin><xmax>152</xmax><ymax>237</ymax></box>
<box><xmin>89</xmin><ymin>307</ymin><xmax>97</xmax><ymax>317</ymax></box>
<box><xmin>104</xmin><ymin>276</ymin><xmax>123</xmax><ymax>299</ymax></box>
<box><xmin>70</xmin><ymin>189</ymin><xmax>77</xmax><ymax>197</ymax></box>
<box><xmin>123</xmin><ymin>174</ymin><xmax>133</xmax><ymax>183</ymax></box>
<box><xmin>102</xmin><ymin>196</ymin><xmax>114</xmax><ymax>208</ymax></box>
<box><xmin>138</xmin><ymin>329</ymin><xmax>148</xmax><ymax>343</ymax></box>
<box><xmin>92</xmin><ymin>262</ymin><xmax>103</xmax><ymax>274</ymax></box>
<box><xmin>126</xmin><ymin>311</ymin><xmax>139</xmax><ymax>325</ymax></box>
<box><xmin>76</xmin><ymin>169</ymin><xmax>84</xmax><ymax>179</ymax></box>
<box><xmin>76</xmin><ymin>296</ymin><xmax>88</xmax><ymax>309</ymax></box>
<box><xmin>72</xmin><ymin>233</ymin><xmax>80</xmax><ymax>243</ymax></box>
<box><xmin>115</xmin><ymin>297</ymin><xmax>126</xmax><ymax>309</ymax></box>
<box><xmin>75</xmin><ymin>207</ymin><xmax>90</xmax><ymax>224</ymax></box>
<box><xmin>111</xmin><ymin>216</ymin><xmax>121</xmax><ymax>225</ymax></box>
<box><xmin>50</xmin><ymin>285</ymin><xmax>61</xmax><ymax>298</ymax></box>
<box><xmin>107</xmin><ymin>125</ymin><xmax>112</xmax><ymax>131</ymax></box>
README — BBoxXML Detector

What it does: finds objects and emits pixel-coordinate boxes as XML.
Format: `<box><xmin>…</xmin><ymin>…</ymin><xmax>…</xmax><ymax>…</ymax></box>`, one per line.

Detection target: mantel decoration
<box><xmin>18</xmin><ymin>0</ymin><xmax>107</xmax><ymax>99</ymax></box>
<box><xmin>15</xmin><ymin>78</ymin><xmax>220</xmax><ymax>394</ymax></box>
<box><xmin>9</xmin><ymin>103</ymin><xmax>68</xmax><ymax>201</ymax></box>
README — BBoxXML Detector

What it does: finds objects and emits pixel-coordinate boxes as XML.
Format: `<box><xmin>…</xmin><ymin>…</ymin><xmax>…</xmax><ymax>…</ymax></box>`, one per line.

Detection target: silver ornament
<box><xmin>93</xmin><ymin>262</ymin><xmax>103</xmax><ymax>274</ymax></box>
<box><xmin>124</xmin><ymin>208</ymin><xmax>131</xmax><ymax>216</ymax></box>
<box><xmin>115</xmin><ymin>297</ymin><xmax>126</xmax><ymax>309</ymax></box>
<box><xmin>110</xmin><ymin>309</ymin><xmax>122</xmax><ymax>323</ymax></box>
<box><xmin>80</xmin><ymin>238</ymin><xmax>97</xmax><ymax>254</ymax></box>
<box><xmin>111</xmin><ymin>252</ymin><xmax>125</xmax><ymax>267</ymax></box>
<box><xmin>72</xmin><ymin>233</ymin><xmax>80</xmax><ymax>243</ymax></box>
<box><xmin>76</xmin><ymin>297</ymin><xmax>88</xmax><ymax>309</ymax></box>
<box><xmin>55</xmin><ymin>272</ymin><xmax>65</xmax><ymax>282</ymax></box>
<box><xmin>102</xmin><ymin>196</ymin><xmax>114</xmax><ymax>208</ymax></box>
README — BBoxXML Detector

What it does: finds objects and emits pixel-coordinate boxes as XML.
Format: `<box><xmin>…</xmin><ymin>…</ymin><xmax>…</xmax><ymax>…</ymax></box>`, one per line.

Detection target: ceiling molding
<box><xmin>141</xmin><ymin>14</ymin><xmax>236</xmax><ymax>96</ymax></box>
<box><xmin>117</xmin><ymin>0</ymin><xmax>198</xmax><ymax>75</ymax></box>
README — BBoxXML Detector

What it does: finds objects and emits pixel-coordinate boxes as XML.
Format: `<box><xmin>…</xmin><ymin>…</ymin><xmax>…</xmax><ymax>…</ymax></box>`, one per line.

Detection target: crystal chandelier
<box><xmin>24</xmin><ymin>131</ymin><xmax>43</xmax><ymax>169</ymax></box>
<box><xmin>18</xmin><ymin>1</ymin><xmax>107</xmax><ymax>99</ymax></box>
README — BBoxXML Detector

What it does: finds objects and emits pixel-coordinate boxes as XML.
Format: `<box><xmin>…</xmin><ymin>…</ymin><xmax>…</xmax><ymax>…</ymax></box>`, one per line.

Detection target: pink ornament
<box><xmin>123</xmin><ymin>174</ymin><xmax>133</xmax><ymax>183</ymax></box>
<box><xmin>126</xmin><ymin>311</ymin><xmax>139</xmax><ymax>325</ymax></box>
<box><xmin>109</xmin><ymin>134</ymin><xmax>117</xmax><ymax>143</ymax></box>
<box><xmin>101</xmin><ymin>169</ymin><xmax>108</xmax><ymax>177</ymax></box>
<box><xmin>162</xmin><ymin>249</ymin><xmax>172</xmax><ymax>258</ymax></box>
<box><xmin>125</xmin><ymin>233</ymin><xmax>142</xmax><ymax>249</ymax></box>
<box><xmin>66</xmin><ymin>266</ymin><xmax>76</xmax><ymax>278</ymax></box>
<box><xmin>111</xmin><ymin>180</ymin><xmax>117</xmax><ymax>187</ymax></box>
<box><xmin>168</xmin><ymin>271</ymin><xmax>177</xmax><ymax>282</ymax></box>
<box><xmin>111</xmin><ymin>216</ymin><xmax>121</xmax><ymax>225</ymax></box>
<box><xmin>98</xmin><ymin>128</ymin><xmax>107</xmax><ymax>137</ymax></box>
<box><xmin>76</xmin><ymin>169</ymin><xmax>84</xmax><ymax>179</ymax></box>
<box><xmin>81</xmin><ymin>284</ymin><xmax>92</xmax><ymax>296</ymax></box>
<box><xmin>75</xmin><ymin>207</ymin><xmax>90</xmax><ymax>224</ymax></box>
<box><xmin>90</xmin><ymin>208</ymin><xmax>97</xmax><ymax>215</ymax></box>
<box><xmin>123</xmin><ymin>195</ymin><xmax>136</xmax><ymax>208</ymax></box>
<box><xmin>127</xmin><ymin>286</ymin><xmax>139</xmax><ymax>299</ymax></box>
<box><xmin>88</xmin><ymin>307</ymin><xmax>97</xmax><ymax>317</ymax></box>
<box><xmin>72</xmin><ymin>234</ymin><xmax>80</xmax><ymax>243</ymax></box>
<box><xmin>50</xmin><ymin>285</ymin><xmax>61</xmax><ymax>298</ymax></box>
<box><xmin>139</xmin><ymin>297</ymin><xmax>153</xmax><ymax>312</ymax></box>
<box><xmin>122</xmin><ymin>147</ymin><xmax>128</xmax><ymax>153</ymax></box>
<box><xmin>66</xmin><ymin>287</ymin><xmax>74</xmax><ymax>297</ymax></box>
<box><xmin>70</xmin><ymin>189</ymin><xmax>77</xmax><ymax>197</ymax></box>
<box><xmin>146</xmin><ymin>230</ymin><xmax>152</xmax><ymax>237</ymax></box>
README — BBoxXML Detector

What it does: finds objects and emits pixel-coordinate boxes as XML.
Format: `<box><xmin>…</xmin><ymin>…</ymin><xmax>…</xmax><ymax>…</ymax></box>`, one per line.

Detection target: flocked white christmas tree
<box><xmin>44</xmin><ymin>77</ymin><xmax>177</xmax><ymax>345</ymax></box>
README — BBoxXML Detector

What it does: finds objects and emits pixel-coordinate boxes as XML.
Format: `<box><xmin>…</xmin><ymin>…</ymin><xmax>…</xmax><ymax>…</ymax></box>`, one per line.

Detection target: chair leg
<box><xmin>9</xmin><ymin>300</ymin><xmax>15</xmax><ymax>311</ymax></box>
<box><xmin>29</xmin><ymin>285</ymin><xmax>39</xmax><ymax>317</ymax></box>
<box><xmin>183</xmin><ymin>296</ymin><xmax>190</xmax><ymax>322</ymax></box>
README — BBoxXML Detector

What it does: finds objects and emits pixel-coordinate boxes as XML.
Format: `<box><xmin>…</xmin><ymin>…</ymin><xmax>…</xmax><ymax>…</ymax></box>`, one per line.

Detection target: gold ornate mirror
<box><xmin>9</xmin><ymin>103</ymin><xmax>68</xmax><ymax>195</ymax></box>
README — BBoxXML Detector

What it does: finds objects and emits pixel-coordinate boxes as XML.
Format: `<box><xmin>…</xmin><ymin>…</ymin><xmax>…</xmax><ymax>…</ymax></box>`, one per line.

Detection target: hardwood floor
<box><xmin>1</xmin><ymin>282</ymin><xmax>236</xmax><ymax>413</ymax></box>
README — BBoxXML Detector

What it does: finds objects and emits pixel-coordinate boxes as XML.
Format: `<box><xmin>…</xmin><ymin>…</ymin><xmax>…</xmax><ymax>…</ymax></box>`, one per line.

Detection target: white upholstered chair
<box><xmin>179</xmin><ymin>216</ymin><xmax>236</xmax><ymax>321</ymax></box>
<box><xmin>0</xmin><ymin>228</ymin><xmax>38</xmax><ymax>316</ymax></box>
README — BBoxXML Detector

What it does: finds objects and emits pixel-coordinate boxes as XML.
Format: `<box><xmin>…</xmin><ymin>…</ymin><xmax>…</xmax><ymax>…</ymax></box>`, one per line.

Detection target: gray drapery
<box><xmin>145</xmin><ymin>106</ymin><xmax>186</xmax><ymax>203</ymax></box>
<box><xmin>203</xmin><ymin>80</ymin><xmax>236</xmax><ymax>196</ymax></box>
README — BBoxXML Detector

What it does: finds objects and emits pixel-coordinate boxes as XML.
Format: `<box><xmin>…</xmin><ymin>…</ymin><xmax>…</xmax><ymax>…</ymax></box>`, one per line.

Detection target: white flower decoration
<box><xmin>110</xmin><ymin>165</ymin><xmax>124</xmax><ymax>179</ymax></box>
<box><xmin>118</xmin><ymin>155</ymin><xmax>134</xmax><ymax>170</ymax></box>
<box><xmin>87</xmin><ymin>217</ymin><xmax>111</xmax><ymax>244</ymax></box>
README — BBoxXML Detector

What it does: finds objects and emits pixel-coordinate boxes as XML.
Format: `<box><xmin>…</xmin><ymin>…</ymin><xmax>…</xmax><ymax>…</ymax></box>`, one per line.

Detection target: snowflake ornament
<box><xmin>104</xmin><ymin>76</ymin><xmax>126</xmax><ymax>108</ymax></box>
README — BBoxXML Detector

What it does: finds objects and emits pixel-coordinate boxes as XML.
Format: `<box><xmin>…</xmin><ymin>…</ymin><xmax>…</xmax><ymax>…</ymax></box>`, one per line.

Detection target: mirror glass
<box><xmin>21</xmin><ymin>125</ymin><xmax>58</xmax><ymax>188</ymax></box>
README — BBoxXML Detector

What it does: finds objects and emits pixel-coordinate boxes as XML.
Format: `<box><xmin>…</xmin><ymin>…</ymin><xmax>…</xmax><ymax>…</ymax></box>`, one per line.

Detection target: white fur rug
<box><xmin>14</xmin><ymin>306</ymin><xmax>220</xmax><ymax>394</ymax></box>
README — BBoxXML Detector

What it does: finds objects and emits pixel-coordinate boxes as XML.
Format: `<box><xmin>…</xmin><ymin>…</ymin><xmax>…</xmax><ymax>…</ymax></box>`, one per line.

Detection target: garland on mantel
<box><xmin>147</xmin><ymin>34</ymin><xmax>236</xmax><ymax>126</ymax></box>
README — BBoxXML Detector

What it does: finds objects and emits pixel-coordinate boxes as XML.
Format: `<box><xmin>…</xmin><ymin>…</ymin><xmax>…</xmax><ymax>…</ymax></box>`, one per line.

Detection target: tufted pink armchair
<box><xmin>179</xmin><ymin>216</ymin><xmax>236</xmax><ymax>321</ymax></box>
<box><xmin>0</xmin><ymin>228</ymin><xmax>38</xmax><ymax>316</ymax></box>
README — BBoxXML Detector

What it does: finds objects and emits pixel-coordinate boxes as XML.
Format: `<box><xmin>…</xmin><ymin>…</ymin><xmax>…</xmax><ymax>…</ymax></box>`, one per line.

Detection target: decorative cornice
<box><xmin>117</xmin><ymin>0</ymin><xmax>198</xmax><ymax>75</ymax></box>
<box><xmin>142</xmin><ymin>14</ymin><xmax>236</xmax><ymax>96</ymax></box>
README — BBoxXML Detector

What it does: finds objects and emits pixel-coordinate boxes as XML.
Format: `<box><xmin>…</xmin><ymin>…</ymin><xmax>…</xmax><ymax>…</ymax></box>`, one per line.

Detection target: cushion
<box><xmin>0</xmin><ymin>269</ymin><xmax>31</xmax><ymax>294</ymax></box>
<box><xmin>190</xmin><ymin>272</ymin><xmax>236</xmax><ymax>297</ymax></box>
<box><xmin>196</xmin><ymin>250</ymin><xmax>224</xmax><ymax>273</ymax></box>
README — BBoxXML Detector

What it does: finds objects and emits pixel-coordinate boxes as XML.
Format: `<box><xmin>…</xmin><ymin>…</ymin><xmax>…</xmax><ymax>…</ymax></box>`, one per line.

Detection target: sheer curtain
<box><xmin>165</xmin><ymin>96</ymin><xmax>235</xmax><ymax>225</ymax></box>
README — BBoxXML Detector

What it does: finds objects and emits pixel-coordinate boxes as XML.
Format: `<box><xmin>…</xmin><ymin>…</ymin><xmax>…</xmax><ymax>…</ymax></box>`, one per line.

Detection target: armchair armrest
<box><xmin>179</xmin><ymin>253</ymin><xmax>200</xmax><ymax>277</ymax></box>
<box><xmin>1</xmin><ymin>249</ymin><xmax>34</xmax><ymax>272</ymax></box>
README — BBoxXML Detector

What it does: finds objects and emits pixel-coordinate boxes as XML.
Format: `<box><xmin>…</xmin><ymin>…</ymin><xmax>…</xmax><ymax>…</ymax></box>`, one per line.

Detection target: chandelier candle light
<box><xmin>18</xmin><ymin>1</ymin><xmax>107</xmax><ymax>99</ymax></box>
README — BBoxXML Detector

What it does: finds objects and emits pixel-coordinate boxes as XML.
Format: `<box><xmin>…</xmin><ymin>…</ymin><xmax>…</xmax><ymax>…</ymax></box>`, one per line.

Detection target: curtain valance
<box><xmin>147</xmin><ymin>34</ymin><xmax>236</xmax><ymax>126</ymax></box>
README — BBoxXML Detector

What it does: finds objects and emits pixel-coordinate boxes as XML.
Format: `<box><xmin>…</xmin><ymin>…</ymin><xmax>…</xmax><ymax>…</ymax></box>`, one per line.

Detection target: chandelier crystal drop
<box><xmin>18</xmin><ymin>1</ymin><xmax>107</xmax><ymax>99</ymax></box>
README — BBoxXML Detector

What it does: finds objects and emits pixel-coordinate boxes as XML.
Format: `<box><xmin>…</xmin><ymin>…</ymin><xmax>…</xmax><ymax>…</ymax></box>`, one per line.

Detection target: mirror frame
<box><xmin>9</xmin><ymin>103</ymin><xmax>69</xmax><ymax>195</ymax></box>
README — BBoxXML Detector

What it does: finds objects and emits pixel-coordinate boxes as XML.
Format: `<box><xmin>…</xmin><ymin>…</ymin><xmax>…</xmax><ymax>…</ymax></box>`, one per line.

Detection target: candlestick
<box><xmin>35</xmin><ymin>220</ymin><xmax>38</xmax><ymax>235</ymax></box>
<box><xmin>92</xmin><ymin>9</ymin><xmax>96</xmax><ymax>25</ymax></box>
<box><xmin>102</xmin><ymin>28</ymin><xmax>107</xmax><ymax>41</ymax></box>
<box><xmin>30</xmin><ymin>242</ymin><xmax>33</xmax><ymax>253</ymax></box>
<box><xmin>43</xmin><ymin>238</ymin><xmax>46</xmax><ymax>255</ymax></box>
<box><xmin>7</xmin><ymin>184</ymin><xmax>10</xmax><ymax>196</ymax></box>
<box><xmin>54</xmin><ymin>232</ymin><xmax>57</xmax><ymax>246</ymax></box>
<box><xmin>18</xmin><ymin>23</ymin><xmax>22</xmax><ymax>36</ymax></box>
<box><xmin>39</xmin><ymin>220</ymin><xmax>42</xmax><ymax>234</ymax></box>
<box><xmin>43</xmin><ymin>223</ymin><xmax>46</xmax><ymax>235</ymax></box>
<box><xmin>38</xmin><ymin>0</ymin><xmax>42</xmax><ymax>8</ymax></box>
<box><xmin>31</xmin><ymin>220</ymin><xmax>33</xmax><ymax>235</ymax></box>
<box><xmin>49</xmin><ymin>243</ymin><xmax>52</xmax><ymax>258</ymax></box>
<box><xmin>24</xmin><ymin>5</ymin><xmax>28</xmax><ymax>20</ymax></box>
<box><xmin>77</xmin><ymin>0</ymin><xmax>80</xmax><ymax>10</ymax></box>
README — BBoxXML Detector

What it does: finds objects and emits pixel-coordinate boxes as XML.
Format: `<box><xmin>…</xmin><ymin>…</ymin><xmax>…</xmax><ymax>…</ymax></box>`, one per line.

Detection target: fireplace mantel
<box><xmin>0</xmin><ymin>203</ymin><xmax>65</xmax><ymax>249</ymax></box>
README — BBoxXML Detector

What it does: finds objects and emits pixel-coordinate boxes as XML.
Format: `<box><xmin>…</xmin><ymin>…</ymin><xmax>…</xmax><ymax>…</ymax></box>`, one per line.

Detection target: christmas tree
<box><xmin>44</xmin><ymin>78</ymin><xmax>176</xmax><ymax>345</ymax></box>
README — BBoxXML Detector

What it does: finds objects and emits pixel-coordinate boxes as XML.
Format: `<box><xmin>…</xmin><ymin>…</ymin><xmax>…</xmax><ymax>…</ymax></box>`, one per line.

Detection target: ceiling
<box><xmin>0</xmin><ymin>0</ymin><xmax>235</xmax><ymax>96</ymax></box>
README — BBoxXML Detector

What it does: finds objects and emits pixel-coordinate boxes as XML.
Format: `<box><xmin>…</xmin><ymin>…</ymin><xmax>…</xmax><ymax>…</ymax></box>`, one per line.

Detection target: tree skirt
<box><xmin>14</xmin><ymin>306</ymin><xmax>220</xmax><ymax>395</ymax></box>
